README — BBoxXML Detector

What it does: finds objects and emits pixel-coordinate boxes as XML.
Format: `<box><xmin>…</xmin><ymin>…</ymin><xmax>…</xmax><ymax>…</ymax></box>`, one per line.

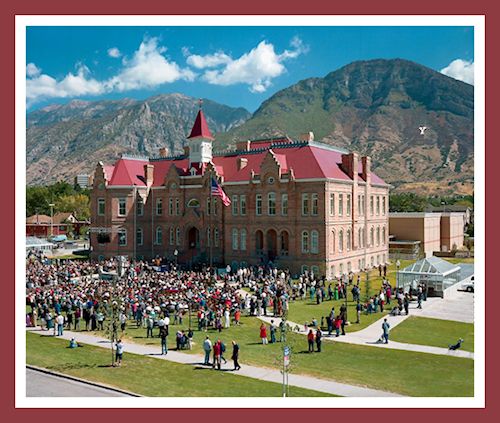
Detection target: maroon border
<box><xmin>3</xmin><ymin>0</ymin><xmax>497</xmax><ymax>421</ymax></box>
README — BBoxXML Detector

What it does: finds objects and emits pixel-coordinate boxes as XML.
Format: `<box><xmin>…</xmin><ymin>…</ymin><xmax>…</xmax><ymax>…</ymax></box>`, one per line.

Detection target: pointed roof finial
<box><xmin>198</xmin><ymin>98</ymin><xmax>203</xmax><ymax>109</ymax></box>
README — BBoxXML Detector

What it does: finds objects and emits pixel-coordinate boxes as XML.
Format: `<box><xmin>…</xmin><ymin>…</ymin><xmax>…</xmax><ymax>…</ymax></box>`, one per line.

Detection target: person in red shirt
<box><xmin>213</xmin><ymin>339</ymin><xmax>222</xmax><ymax>369</ymax></box>
<box><xmin>307</xmin><ymin>329</ymin><xmax>315</xmax><ymax>353</ymax></box>
<box><xmin>234</xmin><ymin>309</ymin><xmax>241</xmax><ymax>325</ymax></box>
<box><xmin>260</xmin><ymin>323</ymin><xmax>268</xmax><ymax>345</ymax></box>
<box><xmin>334</xmin><ymin>316</ymin><xmax>342</xmax><ymax>337</ymax></box>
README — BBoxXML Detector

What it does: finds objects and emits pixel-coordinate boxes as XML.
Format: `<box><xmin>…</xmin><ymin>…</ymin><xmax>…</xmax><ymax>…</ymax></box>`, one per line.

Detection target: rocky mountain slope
<box><xmin>216</xmin><ymin>59</ymin><xmax>474</xmax><ymax>195</ymax></box>
<box><xmin>26</xmin><ymin>94</ymin><xmax>251</xmax><ymax>184</ymax></box>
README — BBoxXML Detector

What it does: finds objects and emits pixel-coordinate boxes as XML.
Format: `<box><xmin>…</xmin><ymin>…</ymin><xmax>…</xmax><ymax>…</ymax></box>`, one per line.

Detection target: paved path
<box><xmin>255</xmin><ymin>306</ymin><xmax>474</xmax><ymax>360</ymax></box>
<box><xmin>27</xmin><ymin>328</ymin><xmax>401</xmax><ymax>397</ymax></box>
<box><xmin>26</xmin><ymin>367</ymin><xmax>130</xmax><ymax>397</ymax></box>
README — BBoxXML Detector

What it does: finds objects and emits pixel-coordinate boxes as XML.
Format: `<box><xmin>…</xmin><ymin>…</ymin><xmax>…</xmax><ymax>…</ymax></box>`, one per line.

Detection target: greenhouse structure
<box><xmin>396</xmin><ymin>256</ymin><xmax>461</xmax><ymax>298</ymax></box>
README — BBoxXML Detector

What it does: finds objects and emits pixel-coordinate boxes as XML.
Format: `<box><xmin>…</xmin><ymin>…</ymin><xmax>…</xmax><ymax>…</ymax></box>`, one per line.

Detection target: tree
<box><xmin>56</xmin><ymin>194</ymin><xmax>90</xmax><ymax>220</ymax></box>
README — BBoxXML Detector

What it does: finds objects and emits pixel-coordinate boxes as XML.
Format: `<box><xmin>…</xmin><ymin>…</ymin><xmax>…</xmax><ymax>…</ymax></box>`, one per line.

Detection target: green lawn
<box><xmin>390</xmin><ymin>317</ymin><xmax>475</xmax><ymax>352</ymax></box>
<box><xmin>111</xmin><ymin>316</ymin><xmax>473</xmax><ymax>397</ymax></box>
<box><xmin>26</xmin><ymin>332</ymin><xmax>333</xmax><ymax>397</ymax></box>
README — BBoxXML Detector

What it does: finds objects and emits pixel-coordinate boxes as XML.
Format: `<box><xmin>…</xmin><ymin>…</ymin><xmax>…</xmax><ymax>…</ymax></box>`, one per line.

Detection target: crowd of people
<box><xmin>26</xmin><ymin>253</ymin><xmax>421</xmax><ymax>367</ymax></box>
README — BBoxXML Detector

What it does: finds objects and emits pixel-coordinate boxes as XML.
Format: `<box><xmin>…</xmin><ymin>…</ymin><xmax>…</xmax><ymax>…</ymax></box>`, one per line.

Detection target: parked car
<box><xmin>461</xmin><ymin>278</ymin><xmax>474</xmax><ymax>293</ymax></box>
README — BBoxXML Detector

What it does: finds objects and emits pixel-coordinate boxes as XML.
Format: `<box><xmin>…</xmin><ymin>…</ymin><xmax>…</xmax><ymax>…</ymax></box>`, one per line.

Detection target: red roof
<box><xmin>187</xmin><ymin>109</ymin><xmax>214</xmax><ymax>140</ymax></box>
<box><xmin>103</xmin><ymin>144</ymin><xmax>387</xmax><ymax>186</ymax></box>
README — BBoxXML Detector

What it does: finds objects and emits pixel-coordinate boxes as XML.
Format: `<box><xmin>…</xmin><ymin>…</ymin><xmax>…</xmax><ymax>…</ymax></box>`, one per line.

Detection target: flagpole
<box><xmin>209</xmin><ymin>170</ymin><xmax>213</xmax><ymax>271</ymax></box>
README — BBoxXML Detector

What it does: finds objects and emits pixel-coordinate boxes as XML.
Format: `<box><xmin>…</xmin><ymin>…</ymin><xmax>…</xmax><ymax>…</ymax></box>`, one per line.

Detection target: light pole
<box><xmin>187</xmin><ymin>289</ymin><xmax>193</xmax><ymax>331</ymax></box>
<box><xmin>49</xmin><ymin>203</ymin><xmax>55</xmax><ymax>238</ymax></box>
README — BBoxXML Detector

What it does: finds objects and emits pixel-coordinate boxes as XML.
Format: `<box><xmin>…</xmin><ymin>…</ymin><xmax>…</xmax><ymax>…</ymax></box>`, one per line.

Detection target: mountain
<box><xmin>215</xmin><ymin>59</ymin><xmax>474</xmax><ymax>195</ymax></box>
<box><xmin>26</xmin><ymin>94</ymin><xmax>251</xmax><ymax>185</ymax></box>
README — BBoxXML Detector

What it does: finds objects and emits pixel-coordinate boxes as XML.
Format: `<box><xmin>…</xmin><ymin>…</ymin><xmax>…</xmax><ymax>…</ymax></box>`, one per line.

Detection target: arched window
<box><xmin>175</xmin><ymin>228</ymin><xmax>180</xmax><ymax>246</ymax></box>
<box><xmin>347</xmin><ymin>261</ymin><xmax>352</xmax><ymax>273</ymax></box>
<box><xmin>240</xmin><ymin>229</ymin><xmax>247</xmax><ymax>251</ymax></box>
<box><xmin>207</xmin><ymin>228</ymin><xmax>211</xmax><ymax>247</ymax></box>
<box><xmin>376</xmin><ymin>227</ymin><xmax>380</xmax><ymax>246</ymax></box>
<box><xmin>370</xmin><ymin>227</ymin><xmax>374</xmax><ymax>246</ymax></box>
<box><xmin>301</xmin><ymin>231</ymin><xmax>309</xmax><ymax>253</ymax></box>
<box><xmin>331</xmin><ymin>230</ymin><xmax>335</xmax><ymax>253</ymax></box>
<box><xmin>339</xmin><ymin>230</ymin><xmax>344</xmax><ymax>252</ymax></box>
<box><xmin>347</xmin><ymin>229</ymin><xmax>351</xmax><ymax>251</ymax></box>
<box><xmin>268</xmin><ymin>192</ymin><xmax>276</xmax><ymax>215</ymax></box>
<box><xmin>232</xmin><ymin>228</ymin><xmax>239</xmax><ymax>251</ymax></box>
<box><xmin>311</xmin><ymin>230</ymin><xmax>319</xmax><ymax>254</ymax></box>
<box><xmin>187</xmin><ymin>198</ymin><xmax>200</xmax><ymax>208</ymax></box>
<box><xmin>358</xmin><ymin>228</ymin><xmax>363</xmax><ymax>248</ymax></box>
<box><xmin>169</xmin><ymin>227</ymin><xmax>174</xmax><ymax>245</ymax></box>
<box><xmin>382</xmin><ymin>227</ymin><xmax>386</xmax><ymax>245</ymax></box>
<box><xmin>155</xmin><ymin>226</ymin><xmax>162</xmax><ymax>245</ymax></box>
<box><xmin>330</xmin><ymin>265</ymin><xmax>336</xmax><ymax>278</ymax></box>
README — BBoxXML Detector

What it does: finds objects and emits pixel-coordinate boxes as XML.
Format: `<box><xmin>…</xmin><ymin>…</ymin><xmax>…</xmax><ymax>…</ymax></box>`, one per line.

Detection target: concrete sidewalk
<box><xmin>256</xmin><ymin>308</ymin><xmax>474</xmax><ymax>360</ymax></box>
<box><xmin>26</xmin><ymin>328</ymin><xmax>401</xmax><ymax>397</ymax></box>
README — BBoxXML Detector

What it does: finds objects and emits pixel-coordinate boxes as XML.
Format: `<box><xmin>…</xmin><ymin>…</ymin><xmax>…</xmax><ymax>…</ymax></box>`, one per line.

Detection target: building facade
<box><xmin>90</xmin><ymin>109</ymin><xmax>390</xmax><ymax>277</ymax></box>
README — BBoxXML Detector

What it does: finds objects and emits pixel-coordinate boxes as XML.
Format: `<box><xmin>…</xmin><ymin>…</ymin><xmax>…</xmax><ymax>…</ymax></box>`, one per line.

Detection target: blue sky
<box><xmin>26</xmin><ymin>26</ymin><xmax>474</xmax><ymax>112</ymax></box>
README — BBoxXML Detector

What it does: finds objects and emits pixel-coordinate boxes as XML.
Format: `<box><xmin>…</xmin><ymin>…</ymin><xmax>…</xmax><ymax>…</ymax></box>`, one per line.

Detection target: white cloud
<box><xmin>440</xmin><ymin>59</ymin><xmax>474</xmax><ymax>85</ymax></box>
<box><xmin>105</xmin><ymin>37</ymin><xmax>195</xmax><ymax>91</ymax></box>
<box><xmin>107</xmin><ymin>47</ymin><xmax>121</xmax><ymax>58</ymax></box>
<box><xmin>26</xmin><ymin>65</ymin><xmax>104</xmax><ymax>106</ymax></box>
<box><xmin>193</xmin><ymin>37</ymin><xmax>308</xmax><ymax>93</ymax></box>
<box><xmin>26</xmin><ymin>37</ymin><xmax>195</xmax><ymax>105</ymax></box>
<box><xmin>26</xmin><ymin>63</ymin><xmax>41</xmax><ymax>78</ymax></box>
<box><xmin>186</xmin><ymin>51</ymin><xmax>232</xmax><ymax>69</ymax></box>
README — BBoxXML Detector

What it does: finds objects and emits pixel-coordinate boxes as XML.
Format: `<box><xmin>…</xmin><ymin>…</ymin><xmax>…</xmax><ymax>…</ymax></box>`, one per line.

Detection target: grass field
<box><xmin>26</xmin><ymin>332</ymin><xmax>333</xmax><ymax>397</ymax></box>
<box><xmin>390</xmin><ymin>317</ymin><xmax>475</xmax><ymax>352</ymax></box>
<box><xmin>111</xmin><ymin>316</ymin><xmax>473</xmax><ymax>397</ymax></box>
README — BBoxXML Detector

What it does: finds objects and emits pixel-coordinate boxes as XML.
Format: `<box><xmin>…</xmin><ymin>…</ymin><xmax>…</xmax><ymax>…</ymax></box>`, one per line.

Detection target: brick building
<box><xmin>90</xmin><ymin>109</ymin><xmax>390</xmax><ymax>276</ymax></box>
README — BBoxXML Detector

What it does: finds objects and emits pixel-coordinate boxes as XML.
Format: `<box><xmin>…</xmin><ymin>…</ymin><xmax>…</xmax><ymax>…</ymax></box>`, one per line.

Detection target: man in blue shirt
<box><xmin>382</xmin><ymin>318</ymin><xmax>390</xmax><ymax>344</ymax></box>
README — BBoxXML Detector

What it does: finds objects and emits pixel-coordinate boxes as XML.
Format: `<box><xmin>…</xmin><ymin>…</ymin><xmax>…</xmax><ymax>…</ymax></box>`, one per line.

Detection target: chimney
<box><xmin>299</xmin><ymin>131</ymin><xmax>314</xmax><ymax>142</ymax></box>
<box><xmin>183</xmin><ymin>145</ymin><xmax>190</xmax><ymax>156</ymax></box>
<box><xmin>361</xmin><ymin>156</ymin><xmax>371</xmax><ymax>182</ymax></box>
<box><xmin>236</xmin><ymin>140</ymin><xmax>251</xmax><ymax>151</ymax></box>
<box><xmin>144</xmin><ymin>164</ymin><xmax>154</xmax><ymax>185</ymax></box>
<box><xmin>341</xmin><ymin>152</ymin><xmax>359</xmax><ymax>179</ymax></box>
<box><xmin>237</xmin><ymin>157</ymin><xmax>248</xmax><ymax>170</ymax></box>
<box><xmin>159</xmin><ymin>147</ymin><xmax>168</xmax><ymax>158</ymax></box>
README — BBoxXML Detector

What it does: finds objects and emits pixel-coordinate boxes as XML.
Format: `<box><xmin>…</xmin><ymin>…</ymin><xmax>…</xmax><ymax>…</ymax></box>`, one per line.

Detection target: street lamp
<box><xmin>187</xmin><ymin>289</ymin><xmax>193</xmax><ymax>331</ymax></box>
<box><xmin>49</xmin><ymin>203</ymin><xmax>55</xmax><ymax>238</ymax></box>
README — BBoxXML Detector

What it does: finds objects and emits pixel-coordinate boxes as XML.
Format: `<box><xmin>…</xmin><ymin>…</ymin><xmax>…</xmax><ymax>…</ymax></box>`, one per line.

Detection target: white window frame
<box><xmin>339</xmin><ymin>230</ymin><xmax>344</xmax><ymax>252</ymax></box>
<box><xmin>329</xmin><ymin>193</ymin><xmax>335</xmax><ymax>216</ymax></box>
<box><xmin>156</xmin><ymin>198</ymin><xmax>163</xmax><ymax>216</ymax></box>
<box><xmin>346</xmin><ymin>194</ymin><xmax>351</xmax><ymax>216</ymax></box>
<box><xmin>98</xmin><ymin>198</ymin><xmax>105</xmax><ymax>216</ymax></box>
<box><xmin>240</xmin><ymin>195</ymin><xmax>247</xmax><ymax>216</ymax></box>
<box><xmin>232</xmin><ymin>228</ymin><xmax>239</xmax><ymax>251</ymax></box>
<box><xmin>232</xmin><ymin>195</ymin><xmax>239</xmax><ymax>215</ymax></box>
<box><xmin>240</xmin><ymin>228</ymin><xmax>247</xmax><ymax>251</ymax></box>
<box><xmin>256</xmin><ymin>194</ymin><xmax>262</xmax><ymax>216</ymax></box>
<box><xmin>118</xmin><ymin>229</ymin><xmax>127</xmax><ymax>246</ymax></box>
<box><xmin>118</xmin><ymin>198</ymin><xmax>126</xmax><ymax>217</ymax></box>
<box><xmin>338</xmin><ymin>194</ymin><xmax>343</xmax><ymax>216</ymax></box>
<box><xmin>311</xmin><ymin>230</ymin><xmax>319</xmax><ymax>254</ymax></box>
<box><xmin>136</xmin><ymin>198</ymin><xmax>144</xmax><ymax>216</ymax></box>
<box><xmin>169</xmin><ymin>227</ymin><xmax>174</xmax><ymax>246</ymax></box>
<box><xmin>281</xmin><ymin>193</ymin><xmax>288</xmax><ymax>216</ymax></box>
<box><xmin>136</xmin><ymin>227</ymin><xmax>143</xmax><ymax>246</ymax></box>
<box><xmin>302</xmin><ymin>193</ymin><xmax>309</xmax><ymax>216</ymax></box>
<box><xmin>176</xmin><ymin>228</ymin><xmax>181</xmax><ymax>246</ymax></box>
<box><xmin>301</xmin><ymin>231</ymin><xmax>309</xmax><ymax>253</ymax></box>
<box><xmin>155</xmin><ymin>226</ymin><xmax>162</xmax><ymax>245</ymax></box>
<box><xmin>311</xmin><ymin>193</ymin><xmax>318</xmax><ymax>216</ymax></box>
<box><xmin>268</xmin><ymin>192</ymin><xmax>276</xmax><ymax>216</ymax></box>
<box><xmin>169</xmin><ymin>198</ymin><xmax>173</xmax><ymax>215</ymax></box>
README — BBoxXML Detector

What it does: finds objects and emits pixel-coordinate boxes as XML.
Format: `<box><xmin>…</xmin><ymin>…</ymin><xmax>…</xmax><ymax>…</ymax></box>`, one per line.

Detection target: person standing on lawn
<box><xmin>270</xmin><ymin>320</ymin><xmax>276</xmax><ymax>343</ymax></box>
<box><xmin>203</xmin><ymin>336</ymin><xmax>212</xmax><ymax>365</ymax></box>
<box><xmin>404</xmin><ymin>294</ymin><xmax>410</xmax><ymax>315</ymax></box>
<box><xmin>356</xmin><ymin>301</ymin><xmax>362</xmax><ymax>324</ymax></box>
<box><xmin>231</xmin><ymin>340</ymin><xmax>241</xmax><ymax>371</ymax></box>
<box><xmin>382</xmin><ymin>318</ymin><xmax>390</xmax><ymax>344</ymax></box>
<box><xmin>160</xmin><ymin>324</ymin><xmax>168</xmax><ymax>355</ymax></box>
<box><xmin>307</xmin><ymin>329</ymin><xmax>315</xmax><ymax>353</ymax></box>
<box><xmin>260</xmin><ymin>322</ymin><xmax>268</xmax><ymax>345</ymax></box>
<box><xmin>213</xmin><ymin>339</ymin><xmax>222</xmax><ymax>370</ymax></box>
<box><xmin>315</xmin><ymin>328</ymin><xmax>322</xmax><ymax>352</ymax></box>
<box><xmin>56</xmin><ymin>313</ymin><xmax>64</xmax><ymax>336</ymax></box>
<box><xmin>115</xmin><ymin>339</ymin><xmax>124</xmax><ymax>366</ymax></box>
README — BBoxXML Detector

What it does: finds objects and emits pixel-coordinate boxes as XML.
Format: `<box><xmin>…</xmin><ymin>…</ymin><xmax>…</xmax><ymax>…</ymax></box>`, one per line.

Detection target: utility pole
<box><xmin>281</xmin><ymin>308</ymin><xmax>290</xmax><ymax>397</ymax></box>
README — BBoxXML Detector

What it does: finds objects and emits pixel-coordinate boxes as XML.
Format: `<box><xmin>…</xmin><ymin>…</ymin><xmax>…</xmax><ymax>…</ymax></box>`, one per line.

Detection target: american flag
<box><xmin>211</xmin><ymin>177</ymin><xmax>231</xmax><ymax>206</ymax></box>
